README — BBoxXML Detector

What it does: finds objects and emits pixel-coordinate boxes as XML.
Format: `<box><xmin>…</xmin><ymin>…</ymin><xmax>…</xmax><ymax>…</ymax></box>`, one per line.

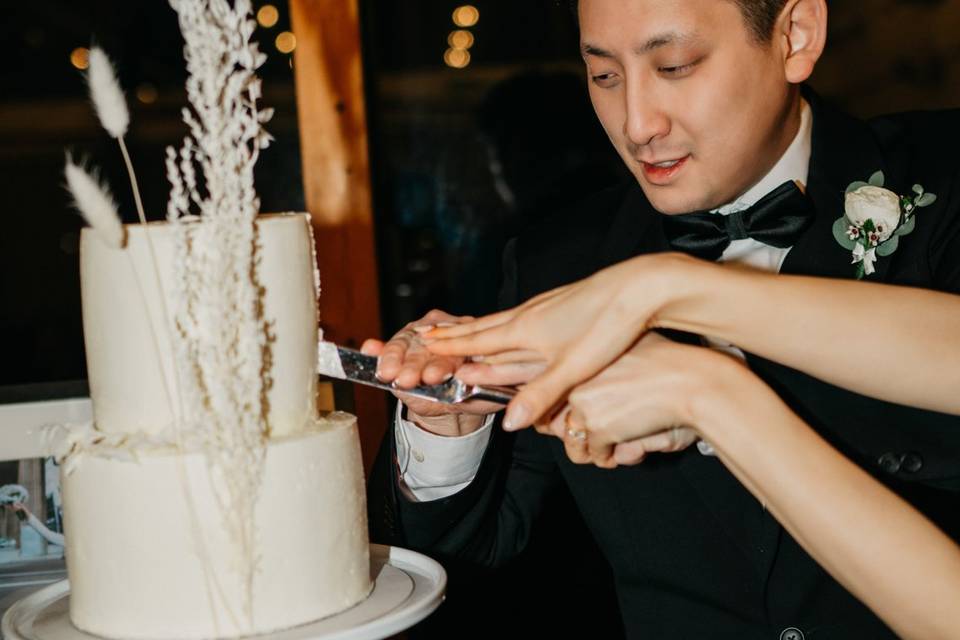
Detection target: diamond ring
<box><xmin>564</xmin><ymin>409</ymin><xmax>588</xmax><ymax>443</ymax></box>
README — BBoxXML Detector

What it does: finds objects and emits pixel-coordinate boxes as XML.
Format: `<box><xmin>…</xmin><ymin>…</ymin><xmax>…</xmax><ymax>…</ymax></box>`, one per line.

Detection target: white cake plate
<box><xmin>1</xmin><ymin>544</ymin><xmax>445</xmax><ymax>640</ymax></box>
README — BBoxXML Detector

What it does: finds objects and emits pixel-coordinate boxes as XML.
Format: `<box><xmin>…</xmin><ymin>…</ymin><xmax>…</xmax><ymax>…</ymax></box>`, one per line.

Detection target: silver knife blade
<box><xmin>317</xmin><ymin>341</ymin><xmax>516</xmax><ymax>405</ymax></box>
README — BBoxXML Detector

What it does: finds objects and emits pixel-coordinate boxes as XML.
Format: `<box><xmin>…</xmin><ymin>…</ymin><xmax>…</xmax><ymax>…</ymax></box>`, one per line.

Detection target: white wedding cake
<box><xmin>53</xmin><ymin>3</ymin><xmax>373</xmax><ymax>637</ymax></box>
<box><xmin>61</xmin><ymin>214</ymin><xmax>372</xmax><ymax>639</ymax></box>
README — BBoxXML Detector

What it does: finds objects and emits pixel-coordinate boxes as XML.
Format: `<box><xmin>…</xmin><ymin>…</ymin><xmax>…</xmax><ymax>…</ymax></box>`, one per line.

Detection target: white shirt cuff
<box><xmin>394</xmin><ymin>402</ymin><xmax>495</xmax><ymax>502</ymax></box>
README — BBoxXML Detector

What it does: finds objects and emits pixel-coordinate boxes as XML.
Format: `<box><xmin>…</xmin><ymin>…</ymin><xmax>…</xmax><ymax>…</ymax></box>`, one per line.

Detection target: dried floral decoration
<box><xmin>65</xmin><ymin>46</ymin><xmax>149</xmax><ymax>242</ymax></box>
<box><xmin>165</xmin><ymin>0</ymin><xmax>275</xmax><ymax>622</ymax></box>
<box><xmin>63</xmin><ymin>1</ymin><xmax>278</xmax><ymax>627</ymax></box>
<box><xmin>63</xmin><ymin>155</ymin><xmax>125</xmax><ymax>249</ymax></box>
<box><xmin>86</xmin><ymin>46</ymin><xmax>149</xmax><ymax>226</ymax></box>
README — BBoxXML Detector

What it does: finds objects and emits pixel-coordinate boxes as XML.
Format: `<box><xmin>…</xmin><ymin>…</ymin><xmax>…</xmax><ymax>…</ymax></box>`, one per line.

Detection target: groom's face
<box><xmin>580</xmin><ymin>0</ymin><xmax>799</xmax><ymax>214</ymax></box>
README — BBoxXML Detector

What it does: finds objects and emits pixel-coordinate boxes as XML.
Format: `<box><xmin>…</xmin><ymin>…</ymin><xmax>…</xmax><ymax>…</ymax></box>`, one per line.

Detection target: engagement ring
<box><xmin>564</xmin><ymin>409</ymin><xmax>588</xmax><ymax>442</ymax></box>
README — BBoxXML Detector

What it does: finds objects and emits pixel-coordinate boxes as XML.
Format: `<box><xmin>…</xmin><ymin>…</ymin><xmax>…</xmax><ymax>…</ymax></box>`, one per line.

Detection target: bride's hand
<box><xmin>545</xmin><ymin>333</ymin><xmax>737</xmax><ymax>468</ymax></box>
<box><xmin>425</xmin><ymin>253</ymin><xmax>702</xmax><ymax>429</ymax></box>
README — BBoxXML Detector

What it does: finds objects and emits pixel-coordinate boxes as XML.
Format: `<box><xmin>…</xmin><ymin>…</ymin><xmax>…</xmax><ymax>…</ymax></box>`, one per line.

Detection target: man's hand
<box><xmin>362</xmin><ymin>310</ymin><xmax>502</xmax><ymax>437</ymax></box>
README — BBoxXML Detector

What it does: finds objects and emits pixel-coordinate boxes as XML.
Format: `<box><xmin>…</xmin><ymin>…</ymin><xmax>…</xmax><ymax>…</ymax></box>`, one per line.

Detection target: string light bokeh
<box><xmin>445</xmin><ymin>5</ymin><xmax>478</xmax><ymax>69</ymax></box>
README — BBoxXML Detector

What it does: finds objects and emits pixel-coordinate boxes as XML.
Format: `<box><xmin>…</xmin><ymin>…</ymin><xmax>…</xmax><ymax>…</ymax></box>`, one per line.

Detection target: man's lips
<box><xmin>640</xmin><ymin>155</ymin><xmax>690</xmax><ymax>184</ymax></box>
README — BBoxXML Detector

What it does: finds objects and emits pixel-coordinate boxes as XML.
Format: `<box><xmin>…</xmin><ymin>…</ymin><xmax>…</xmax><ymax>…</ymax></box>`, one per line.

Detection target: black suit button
<box><xmin>780</xmin><ymin>628</ymin><xmax>805</xmax><ymax>640</ymax></box>
<box><xmin>878</xmin><ymin>452</ymin><xmax>902</xmax><ymax>474</ymax></box>
<box><xmin>901</xmin><ymin>452</ymin><xmax>924</xmax><ymax>473</ymax></box>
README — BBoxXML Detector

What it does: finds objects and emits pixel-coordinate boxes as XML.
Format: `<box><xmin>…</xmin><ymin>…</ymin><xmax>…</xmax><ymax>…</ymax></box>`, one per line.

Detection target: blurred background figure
<box><xmin>440</xmin><ymin>70</ymin><xmax>624</xmax><ymax>315</ymax></box>
<box><xmin>3</xmin><ymin>503</ymin><xmax>64</xmax><ymax>549</ymax></box>
<box><xmin>0</xmin><ymin>483</ymin><xmax>64</xmax><ymax>557</ymax></box>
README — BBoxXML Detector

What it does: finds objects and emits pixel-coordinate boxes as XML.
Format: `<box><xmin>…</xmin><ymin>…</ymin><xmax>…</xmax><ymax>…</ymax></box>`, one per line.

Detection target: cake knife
<box><xmin>317</xmin><ymin>342</ymin><xmax>516</xmax><ymax>405</ymax></box>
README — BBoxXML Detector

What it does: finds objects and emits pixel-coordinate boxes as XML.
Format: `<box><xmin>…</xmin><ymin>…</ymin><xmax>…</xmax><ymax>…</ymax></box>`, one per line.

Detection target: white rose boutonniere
<box><xmin>833</xmin><ymin>170</ymin><xmax>936</xmax><ymax>278</ymax></box>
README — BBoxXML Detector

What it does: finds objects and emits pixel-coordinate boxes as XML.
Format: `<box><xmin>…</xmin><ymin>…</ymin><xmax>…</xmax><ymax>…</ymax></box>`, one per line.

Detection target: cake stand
<box><xmin>1</xmin><ymin>544</ymin><xmax>445</xmax><ymax>640</ymax></box>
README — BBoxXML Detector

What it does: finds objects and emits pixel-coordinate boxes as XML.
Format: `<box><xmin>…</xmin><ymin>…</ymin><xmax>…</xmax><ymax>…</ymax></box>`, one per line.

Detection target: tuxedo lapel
<box><xmin>781</xmin><ymin>89</ymin><xmax>903</xmax><ymax>282</ymax></box>
<box><xmin>597</xmin><ymin>183</ymin><xmax>671</xmax><ymax>265</ymax></box>
<box><xmin>594</xmin><ymin>186</ymin><xmax>771</xmax><ymax>570</ymax></box>
<box><xmin>746</xmin><ymin>90</ymin><xmax>919</xmax><ymax>581</ymax></box>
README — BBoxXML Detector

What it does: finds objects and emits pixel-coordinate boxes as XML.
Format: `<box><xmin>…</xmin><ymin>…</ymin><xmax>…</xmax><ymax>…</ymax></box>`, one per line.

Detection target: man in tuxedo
<box><xmin>366</xmin><ymin>0</ymin><xmax>960</xmax><ymax>637</ymax></box>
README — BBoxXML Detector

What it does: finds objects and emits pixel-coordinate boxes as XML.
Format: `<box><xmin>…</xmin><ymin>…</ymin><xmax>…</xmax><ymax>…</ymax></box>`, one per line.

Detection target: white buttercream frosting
<box><xmin>63</xmin><ymin>414</ymin><xmax>371</xmax><ymax>640</ymax></box>
<box><xmin>80</xmin><ymin>213</ymin><xmax>319</xmax><ymax>438</ymax></box>
<box><xmin>71</xmin><ymin>212</ymin><xmax>371</xmax><ymax>638</ymax></box>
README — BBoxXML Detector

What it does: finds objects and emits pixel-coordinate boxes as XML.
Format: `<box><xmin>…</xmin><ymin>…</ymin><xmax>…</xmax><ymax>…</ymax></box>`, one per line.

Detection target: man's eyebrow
<box><xmin>581</xmin><ymin>43</ymin><xmax>614</xmax><ymax>58</ymax></box>
<box><xmin>581</xmin><ymin>31</ymin><xmax>700</xmax><ymax>59</ymax></box>
<box><xmin>636</xmin><ymin>31</ymin><xmax>700</xmax><ymax>54</ymax></box>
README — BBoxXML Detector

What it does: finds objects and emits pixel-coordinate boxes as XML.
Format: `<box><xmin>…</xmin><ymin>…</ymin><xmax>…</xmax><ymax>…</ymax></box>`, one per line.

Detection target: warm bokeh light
<box><xmin>452</xmin><ymin>5</ymin><xmax>479</xmax><ymax>27</ymax></box>
<box><xmin>257</xmin><ymin>4</ymin><xmax>279</xmax><ymax>28</ymax></box>
<box><xmin>275</xmin><ymin>31</ymin><xmax>296</xmax><ymax>54</ymax></box>
<box><xmin>136</xmin><ymin>83</ymin><xmax>158</xmax><ymax>104</ymax></box>
<box><xmin>447</xmin><ymin>29</ymin><xmax>474</xmax><ymax>50</ymax></box>
<box><xmin>70</xmin><ymin>47</ymin><xmax>89</xmax><ymax>70</ymax></box>
<box><xmin>443</xmin><ymin>47</ymin><xmax>471</xmax><ymax>69</ymax></box>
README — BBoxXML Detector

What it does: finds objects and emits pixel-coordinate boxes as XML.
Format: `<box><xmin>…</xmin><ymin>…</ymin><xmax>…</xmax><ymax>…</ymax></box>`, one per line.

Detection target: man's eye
<box><xmin>591</xmin><ymin>73</ymin><xmax>618</xmax><ymax>87</ymax></box>
<box><xmin>658</xmin><ymin>58</ymin><xmax>702</xmax><ymax>77</ymax></box>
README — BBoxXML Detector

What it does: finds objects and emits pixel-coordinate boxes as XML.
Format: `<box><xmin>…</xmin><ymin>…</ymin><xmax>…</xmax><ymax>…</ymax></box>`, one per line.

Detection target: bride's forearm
<box><xmin>641</xmin><ymin>255</ymin><xmax>960</xmax><ymax>414</ymax></box>
<box><xmin>693</xmin><ymin>366</ymin><xmax>960</xmax><ymax>640</ymax></box>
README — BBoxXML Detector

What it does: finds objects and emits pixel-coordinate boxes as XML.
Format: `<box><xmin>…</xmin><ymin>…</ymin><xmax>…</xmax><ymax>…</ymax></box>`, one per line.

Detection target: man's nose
<box><xmin>624</xmin><ymin>81</ymin><xmax>670</xmax><ymax>147</ymax></box>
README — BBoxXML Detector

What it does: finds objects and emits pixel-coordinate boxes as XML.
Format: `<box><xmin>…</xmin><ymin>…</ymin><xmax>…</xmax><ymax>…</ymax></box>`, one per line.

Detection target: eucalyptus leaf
<box><xmin>912</xmin><ymin>184</ymin><xmax>924</xmax><ymax>195</ymax></box>
<box><xmin>916</xmin><ymin>193</ymin><xmax>937</xmax><ymax>207</ymax></box>
<box><xmin>832</xmin><ymin>217</ymin><xmax>857</xmax><ymax>250</ymax></box>
<box><xmin>896</xmin><ymin>216</ymin><xmax>916</xmax><ymax>236</ymax></box>
<box><xmin>868</xmin><ymin>170</ymin><xmax>885</xmax><ymax>187</ymax></box>
<box><xmin>877</xmin><ymin>235</ymin><xmax>899</xmax><ymax>257</ymax></box>
<box><xmin>845</xmin><ymin>180</ymin><xmax>870</xmax><ymax>194</ymax></box>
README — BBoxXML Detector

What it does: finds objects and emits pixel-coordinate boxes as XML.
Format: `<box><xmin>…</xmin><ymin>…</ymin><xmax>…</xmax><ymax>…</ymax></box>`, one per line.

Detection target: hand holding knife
<box><xmin>317</xmin><ymin>341</ymin><xmax>516</xmax><ymax>406</ymax></box>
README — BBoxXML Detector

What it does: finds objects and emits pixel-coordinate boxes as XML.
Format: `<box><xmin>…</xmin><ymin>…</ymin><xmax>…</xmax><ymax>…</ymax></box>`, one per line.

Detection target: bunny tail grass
<box><xmin>87</xmin><ymin>47</ymin><xmax>129</xmax><ymax>139</ymax></box>
<box><xmin>64</xmin><ymin>155</ymin><xmax>126</xmax><ymax>248</ymax></box>
<box><xmin>87</xmin><ymin>46</ymin><xmax>147</xmax><ymax>224</ymax></box>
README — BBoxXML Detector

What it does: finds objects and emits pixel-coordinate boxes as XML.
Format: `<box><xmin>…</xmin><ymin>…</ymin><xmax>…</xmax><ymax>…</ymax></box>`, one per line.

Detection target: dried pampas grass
<box><xmin>64</xmin><ymin>154</ymin><xmax>125</xmax><ymax>249</ymax></box>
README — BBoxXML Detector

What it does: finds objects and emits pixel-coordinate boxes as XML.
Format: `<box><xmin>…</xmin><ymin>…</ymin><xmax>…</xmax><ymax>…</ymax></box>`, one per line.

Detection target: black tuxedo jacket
<box><xmin>369</xmin><ymin>91</ymin><xmax>960</xmax><ymax>639</ymax></box>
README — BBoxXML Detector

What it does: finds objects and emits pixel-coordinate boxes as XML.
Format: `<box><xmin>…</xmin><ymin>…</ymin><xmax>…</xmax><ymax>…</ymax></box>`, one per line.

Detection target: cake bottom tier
<box><xmin>62</xmin><ymin>413</ymin><xmax>371</xmax><ymax>640</ymax></box>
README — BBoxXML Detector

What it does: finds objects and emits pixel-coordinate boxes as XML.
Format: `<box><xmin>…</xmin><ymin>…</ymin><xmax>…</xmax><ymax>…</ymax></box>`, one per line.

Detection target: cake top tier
<box><xmin>80</xmin><ymin>213</ymin><xmax>320</xmax><ymax>439</ymax></box>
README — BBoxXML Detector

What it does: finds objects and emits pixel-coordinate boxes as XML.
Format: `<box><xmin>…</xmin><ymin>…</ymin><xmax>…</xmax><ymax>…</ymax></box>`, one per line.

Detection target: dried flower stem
<box><xmin>117</xmin><ymin>137</ymin><xmax>147</xmax><ymax>225</ymax></box>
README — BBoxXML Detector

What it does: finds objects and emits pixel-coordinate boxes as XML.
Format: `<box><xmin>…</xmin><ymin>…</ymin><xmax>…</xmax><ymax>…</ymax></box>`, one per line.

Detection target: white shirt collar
<box><xmin>714</xmin><ymin>99</ymin><xmax>813</xmax><ymax>215</ymax></box>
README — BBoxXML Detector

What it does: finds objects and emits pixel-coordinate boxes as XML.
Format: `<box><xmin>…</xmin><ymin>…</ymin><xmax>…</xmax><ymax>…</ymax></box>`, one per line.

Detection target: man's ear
<box><xmin>777</xmin><ymin>0</ymin><xmax>828</xmax><ymax>84</ymax></box>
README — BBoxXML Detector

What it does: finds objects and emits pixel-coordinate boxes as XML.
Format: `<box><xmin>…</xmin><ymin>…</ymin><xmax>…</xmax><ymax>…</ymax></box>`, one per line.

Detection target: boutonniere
<box><xmin>832</xmin><ymin>171</ymin><xmax>936</xmax><ymax>279</ymax></box>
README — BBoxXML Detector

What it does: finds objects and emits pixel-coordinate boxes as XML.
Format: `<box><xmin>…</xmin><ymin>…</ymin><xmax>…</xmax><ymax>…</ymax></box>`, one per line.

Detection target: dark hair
<box><xmin>567</xmin><ymin>0</ymin><xmax>789</xmax><ymax>44</ymax></box>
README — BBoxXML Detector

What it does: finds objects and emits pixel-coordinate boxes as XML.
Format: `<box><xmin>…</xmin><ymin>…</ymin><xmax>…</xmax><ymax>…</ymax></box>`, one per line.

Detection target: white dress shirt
<box><xmin>397</xmin><ymin>100</ymin><xmax>814</xmax><ymax>501</ymax></box>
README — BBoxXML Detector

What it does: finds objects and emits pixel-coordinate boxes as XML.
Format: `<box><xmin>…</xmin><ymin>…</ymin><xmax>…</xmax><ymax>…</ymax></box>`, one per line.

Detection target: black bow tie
<box><xmin>662</xmin><ymin>181</ymin><xmax>815</xmax><ymax>261</ymax></box>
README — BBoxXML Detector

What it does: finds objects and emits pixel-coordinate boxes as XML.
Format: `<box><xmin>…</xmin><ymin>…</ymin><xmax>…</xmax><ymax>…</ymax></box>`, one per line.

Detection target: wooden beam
<box><xmin>17</xmin><ymin>459</ymin><xmax>47</xmax><ymax>553</ymax></box>
<box><xmin>289</xmin><ymin>0</ymin><xmax>387</xmax><ymax>476</ymax></box>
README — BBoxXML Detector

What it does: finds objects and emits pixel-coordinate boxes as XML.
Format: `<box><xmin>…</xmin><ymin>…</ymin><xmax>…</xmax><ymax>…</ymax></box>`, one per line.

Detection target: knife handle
<box><xmin>467</xmin><ymin>384</ymin><xmax>517</xmax><ymax>405</ymax></box>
